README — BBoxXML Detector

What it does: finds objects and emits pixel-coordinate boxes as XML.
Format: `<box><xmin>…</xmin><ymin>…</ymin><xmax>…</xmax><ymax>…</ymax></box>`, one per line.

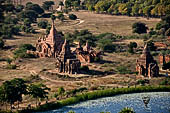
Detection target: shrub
<box><xmin>159</xmin><ymin>78</ymin><xmax>170</xmax><ymax>85</ymax></box>
<box><xmin>132</xmin><ymin>22</ymin><xmax>148</xmax><ymax>34</ymax></box>
<box><xmin>97</xmin><ymin>38</ymin><xmax>115</xmax><ymax>53</ymax></box>
<box><xmin>13</xmin><ymin>44</ymin><xmax>36</xmax><ymax>58</ymax></box>
<box><xmin>38</xmin><ymin>20</ymin><xmax>48</xmax><ymax>29</ymax></box>
<box><xmin>0</xmin><ymin>38</ymin><xmax>5</xmax><ymax>49</ymax></box>
<box><xmin>80</xmin><ymin>65</ymin><xmax>89</xmax><ymax>71</ymax></box>
<box><xmin>6</xmin><ymin>64</ymin><xmax>17</xmax><ymax>69</ymax></box>
<box><xmin>69</xmin><ymin>14</ymin><xmax>77</xmax><ymax>20</ymax></box>
<box><xmin>119</xmin><ymin>107</ymin><xmax>135</xmax><ymax>113</ymax></box>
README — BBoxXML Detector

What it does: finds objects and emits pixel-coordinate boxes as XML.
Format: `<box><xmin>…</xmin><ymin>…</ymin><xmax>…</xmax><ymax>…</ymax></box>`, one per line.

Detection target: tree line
<box><xmin>65</xmin><ymin>0</ymin><xmax>170</xmax><ymax>18</ymax></box>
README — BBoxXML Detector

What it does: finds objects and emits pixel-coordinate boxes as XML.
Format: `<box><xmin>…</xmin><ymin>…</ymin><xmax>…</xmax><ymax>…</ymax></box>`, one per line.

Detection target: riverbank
<box><xmin>11</xmin><ymin>85</ymin><xmax>169</xmax><ymax>113</ymax></box>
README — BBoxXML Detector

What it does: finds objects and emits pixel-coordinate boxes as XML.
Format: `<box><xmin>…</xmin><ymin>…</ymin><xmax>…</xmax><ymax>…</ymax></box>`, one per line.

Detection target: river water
<box><xmin>40</xmin><ymin>92</ymin><xmax>170</xmax><ymax>113</ymax></box>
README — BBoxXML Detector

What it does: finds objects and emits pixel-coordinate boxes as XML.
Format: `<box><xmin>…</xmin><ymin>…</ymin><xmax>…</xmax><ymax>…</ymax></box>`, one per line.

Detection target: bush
<box><xmin>97</xmin><ymin>38</ymin><xmax>115</xmax><ymax>53</ymax></box>
<box><xmin>159</xmin><ymin>78</ymin><xmax>170</xmax><ymax>85</ymax></box>
<box><xmin>132</xmin><ymin>22</ymin><xmax>148</xmax><ymax>34</ymax></box>
<box><xmin>119</xmin><ymin>107</ymin><xmax>135</xmax><ymax>113</ymax></box>
<box><xmin>80</xmin><ymin>65</ymin><xmax>89</xmax><ymax>71</ymax></box>
<box><xmin>13</xmin><ymin>44</ymin><xmax>36</xmax><ymax>58</ymax></box>
<box><xmin>6</xmin><ymin>64</ymin><xmax>17</xmax><ymax>69</ymax></box>
<box><xmin>38</xmin><ymin>20</ymin><xmax>48</xmax><ymax>29</ymax></box>
<box><xmin>0</xmin><ymin>38</ymin><xmax>5</xmax><ymax>49</ymax></box>
<box><xmin>69</xmin><ymin>14</ymin><xmax>77</xmax><ymax>20</ymax></box>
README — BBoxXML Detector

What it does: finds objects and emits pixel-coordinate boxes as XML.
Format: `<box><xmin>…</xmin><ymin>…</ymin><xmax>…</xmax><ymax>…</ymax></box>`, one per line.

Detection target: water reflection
<box><xmin>142</xmin><ymin>96</ymin><xmax>150</xmax><ymax>108</ymax></box>
<box><xmin>39</xmin><ymin>92</ymin><xmax>170</xmax><ymax>113</ymax></box>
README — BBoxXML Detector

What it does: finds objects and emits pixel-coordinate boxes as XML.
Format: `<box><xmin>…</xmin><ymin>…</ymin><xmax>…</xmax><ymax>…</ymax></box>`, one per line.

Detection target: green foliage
<box><xmin>13</xmin><ymin>44</ymin><xmax>36</xmax><ymax>58</ymax></box>
<box><xmin>80</xmin><ymin>65</ymin><xmax>89</xmax><ymax>71</ymax></box>
<box><xmin>67</xmin><ymin>111</ymin><xmax>75</xmax><ymax>113</ymax></box>
<box><xmin>0</xmin><ymin>78</ymin><xmax>27</xmax><ymax>109</ymax></box>
<box><xmin>25</xmin><ymin>3</ymin><xmax>44</xmax><ymax>15</ymax></box>
<box><xmin>34</xmin><ymin>86</ymin><xmax>170</xmax><ymax>112</ymax></box>
<box><xmin>57</xmin><ymin>13</ymin><xmax>65</xmax><ymax>21</ymax></box>
<box><xmin>116</xmin><ymin>66</ymin><xmax>132</xmax><ymax>74</ymax></box>
<box><xmin>162</xmin><ymin>62</ymin><xmax>170</xmax><ymax>70</ymax></box>
<box><xmin>119</xmin><ymin>107</ymin><xmax>135</xmax><ymax>113</ymax></box>
<box><xmin>147</xmin><ymin>41</ymin><xmax>157</xmax><ymax>51</ymax></box>
<box><xmin>38</xmin><ymin>20</ymin><xmax>48</xmax><ymax>29</ymax></box>
<box><xmin>4</xmin><ymin>3</ymin><xmax>15</xmax><ymax>13</ymax></box>
<box><xmin>160</xmin><ymin>78</ymin><xmax>170</xmax><ymax>85</ymax></box>
<box><xmin>17</xmin><ymin>10</ymin><xmax>38</xmax><ymax>22</ymax></box>
<box><xmin>128</xmin><ymin>42</ymin><xmax>137</xmax><ymax>54</ymax></box>
<box><xmin>84</xmin><ymin>0</ymin><xmax>169</xmax><ymax>17</ymax></box>
<box><xmin>42</xmin><ymin>1</ymin><xmax>55</xmax><ymax>10</ymax></box>
<box><xmin>97</xmin><ymin>38</ymin><xmax>115</xmax><ymax>52</ymax></box>
<box><xmin>132</xmin><ymin>22</ymin><xmax>148</xmax><ymax>34</ymax></box>
<box><xmin>65</xmin><ymin>0</ymin><xmax>81</xmax><ymax>9</ymax></box>
<box><xmin>156</xmin><ymin>15</ymin><xmax>170</xmax><ymax>36</ymax></box>
<box><xmin>74</xmin><ymin>29</ymin><xmax>97</xmax><ymax>47</ymax></box>
<box><xmin>28</xmin><ymin>83</ymin><xmax>50</xmax><ymax>106</ymax></box>
<box><xmin>51</xmin><ymin>15</ymin><xmax>56</xmax><ymax>21</ymax></box>
<box><xmin>0</xmin><ymin>38</ymin><xmax>4</xmax><ymax>49</ymax></box>
<box><xmin>58</xmin><ymin>87</ymin><xmax>65</xmax><ymax>95</ymax></box>
<box><xmin>6</xmin><ymin>64</ymin><xmax>17</xmax><ymax>69</ymax></box>
<box><xmin>69</xmin><ymin>14</ymin><xmax>77</xmax><ymax>20</ymax></box>
<box><xmin>15</xmin><ymin>5</ymin><xmax>24</xmax><ymax>13</ymax></box>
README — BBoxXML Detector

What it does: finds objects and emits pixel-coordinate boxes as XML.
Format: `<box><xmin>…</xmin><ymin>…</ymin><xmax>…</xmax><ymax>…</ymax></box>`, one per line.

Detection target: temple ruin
<box><xmin>27</xmin><ymin>22</ymin><xmax>64</xmax><ymax>58</ymax></box>
<box><xmin>136</xmin><ymin>44</ymin><xmax>159</xmax><ymax>78</ymax></box>
<box><xmin>56</xmin><ymin>39</ymin><xmax>81</xmax><ymax>74</ymax></box>
<box><xmin>75</xmin><ymin>41</ymin><xmax>101</xmax><ymax>63</ymax></box>
<box><xmin>27</xmin><ymin>22</ymin><xmax>81</xmax><ymax>74</ymax></box>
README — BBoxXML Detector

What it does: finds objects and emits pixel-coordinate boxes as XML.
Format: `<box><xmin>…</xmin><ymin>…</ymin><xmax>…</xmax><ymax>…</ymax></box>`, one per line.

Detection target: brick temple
<box><xmin>75</xmin><ymin>41</ymin><xmax>101</xmax><ymax>63</ymax></box>
<box><xmin>136</xmin><ymin>44</ymin><xmax>159</xmax><ymax>78</ymax></box>
<box><xmin>27</xmin><ymin>22</ymin><xmax>81</xmax><ymax>74</ymax></box>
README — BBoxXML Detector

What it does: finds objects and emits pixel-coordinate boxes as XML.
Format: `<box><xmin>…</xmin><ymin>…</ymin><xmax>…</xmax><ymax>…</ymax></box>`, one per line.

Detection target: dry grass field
<box><xmin>56</xmin><ymin>11</ymin><xmax>160</xmax><ymax>35</ymax></box>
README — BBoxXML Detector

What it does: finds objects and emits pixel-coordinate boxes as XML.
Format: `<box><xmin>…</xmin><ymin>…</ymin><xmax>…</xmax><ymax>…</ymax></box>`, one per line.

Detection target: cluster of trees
<box><xmin>13</xmin><ymin>44</ymin><xmax>36</xmax><ymax>58</ymax></box>
<box><xmin>84</xmin><ymin>0</ymin><xmax>170</xmax><ymax>17</ymax></box>
<box><xmin>156</xmin><ymin>15</ymin><xmax>170</xmax><ymax>36</ymax></box>
<box><xmin>65</xmin><ymin>29</ymin><xmax>116</xmax><ymax>52</ymax></box>
<box><xmin>65</xmin><ymin>0</ymin><xmax>81</xmax><ymax>9</ymax></box>
<box><xmin>0</xmin><ymin>78</ymin><xmax>50</xmax><ymax>110</ymax></box>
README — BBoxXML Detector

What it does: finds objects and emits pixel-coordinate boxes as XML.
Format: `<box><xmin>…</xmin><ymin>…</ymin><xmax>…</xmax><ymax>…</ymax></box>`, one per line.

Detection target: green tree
<box><xmin>58</xmin><ymin>87</ymin><xmax>65</xmax><ymax>95</ymax></box>
<box><xmin>69</xmin><ymin>14</ymin><xmax>77</xmax><ymax>20</ymax></box>
<box><xmin>128</xmin><ymin>42</ymin><xmax>137</xmax><ymax>54</ymax></box>
<box><xmin>38</xmin><ymin>20</ymin><xmax>48</xmax><ymax>29</ymax></box>
<box><xmin>119</xmin><ymin>107</ymin><xmax>135</xmax><ymax>113</ymax></box>
<box><xmin>0</xmin><ymin>78</ymin><xmax>27</xmax><ymax>110</ymax></box>
<box><xmin>13</xmin><ymin>44</ymin><xmax>36</xmax><ymax>58</ymax></box>
<box><xmin>15</xmin><ymin>5</ymin><xmax>24</xmax><ymax>12</ymax></box>
<box><xmin>57</xmin><ymin>13</ymin><xmax>65</xmax><ymax>21</ymax></box>
<box><xmin>147</xmin><ymin>41</ymin><xmax>157</xmax><ymax>51</ymax></box>
<box><xmin>17</xmin><ymin>10</ymin><xmax>38</xmax><ymax>22</ymax></box>
<box><xmin>42</xmin><ymin>1</ymin><xmax>54</xmax><ymax>11</ymax></box>
<box><xmin>97</xmin><ymin>38</ymin><xmax>115</xmax><ymax>53</ymax></box>
<box><xmin>132</xmin><ymin>22</ymin><xmax>148</xmax><ymax>34</ymax></box>
<box><xmin>26</xmin><ymin>3</ymin><xmax>44</xmax><ymax>14</ymax></box>
<box><xmin>51</xmin><ymin>14</ymin><xmax>56</xmax><ymax>21</ymax></box>
<box><xmin>28</xmin><ymin>83</ymin><xmax>50</xmax><ymax>106</ymax></box>
<box><xmin>0</xmin><ymin>38</ymin><xmax>5</xmax><ymax>49</ymax></box>
<box><xmin>4</xmin><ymin>4</ymin><xmax>15</xmax><ymax>13</ymax></box>
<box><xmin>162</xmin><ymin>62</ymin><xmax>170</xmax><ymax>70</ymax></box>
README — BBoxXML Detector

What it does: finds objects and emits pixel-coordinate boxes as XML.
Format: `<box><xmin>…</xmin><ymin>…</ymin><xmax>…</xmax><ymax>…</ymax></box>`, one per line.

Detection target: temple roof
<box><xmin>137</xmin><ymin>43</ymin><xmax>155</xmax><ymax>66</ymax></box>
<box><xmin>46</xmin><ymin>21</ymin><xmax>58</xmax><ymax>45</ymax></box>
